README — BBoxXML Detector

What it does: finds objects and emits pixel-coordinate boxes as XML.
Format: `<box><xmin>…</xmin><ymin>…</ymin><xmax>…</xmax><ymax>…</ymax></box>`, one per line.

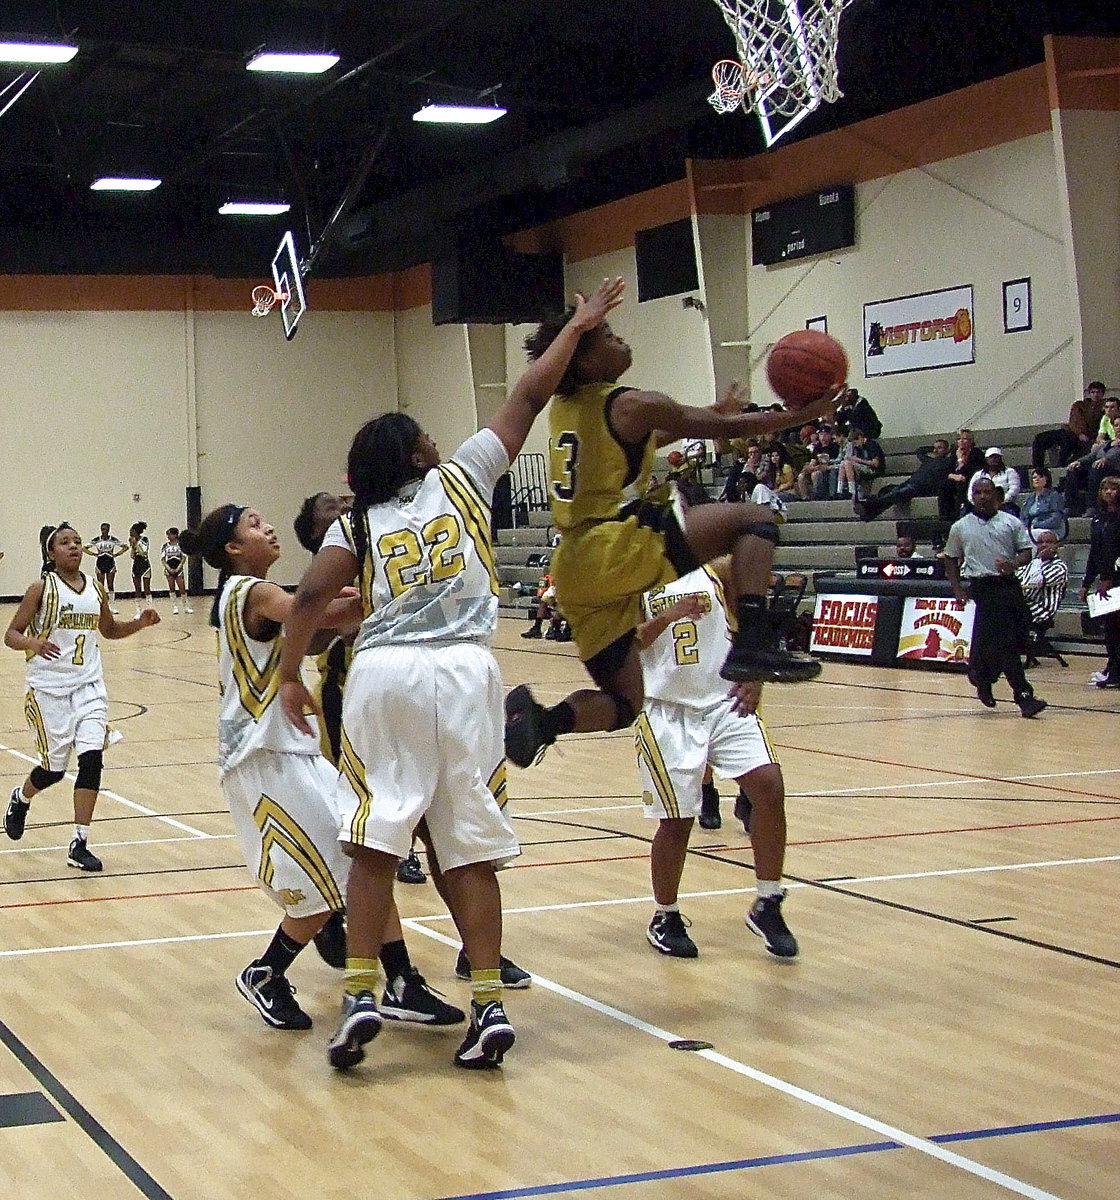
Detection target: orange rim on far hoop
<box><xmin>250</xmin><ymin>285</ymin><xmax>289</xmax><ymax>316</ymax></box>
<box><xmin>709</xmin><ymin>59</ymin><xmax>769</xmax><ymax>112</ymax></box>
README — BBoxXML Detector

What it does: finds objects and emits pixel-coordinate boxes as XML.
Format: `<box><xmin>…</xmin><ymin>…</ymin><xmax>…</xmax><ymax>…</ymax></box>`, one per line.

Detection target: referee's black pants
<box><xmin>967</xmin><ymin>575</ymin><xmax>1034</xmax><ymax>697</ymax></box>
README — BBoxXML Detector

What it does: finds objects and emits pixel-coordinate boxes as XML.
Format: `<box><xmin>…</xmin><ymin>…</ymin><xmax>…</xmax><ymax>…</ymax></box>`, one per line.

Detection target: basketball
<box><xmin>766</xmin><ymin>330</ymin><xmax>848</xmax><ymax>409</ymax></box>
<box><xmin>666</xmin><ymin>450</ymin><xmax>685</xmax><ymax>467</ymax></box>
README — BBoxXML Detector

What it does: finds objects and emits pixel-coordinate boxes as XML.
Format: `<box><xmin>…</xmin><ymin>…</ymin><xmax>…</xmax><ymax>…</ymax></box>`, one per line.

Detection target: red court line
<box><xmin>0</xmin><ymin>884</ymin><xmax>256</xmax><ymax>911</ymax></box>
<box><xmin>772</xmin><ymin>742</ymin><xmax>1120</xmax><ymax>802</ymax></box>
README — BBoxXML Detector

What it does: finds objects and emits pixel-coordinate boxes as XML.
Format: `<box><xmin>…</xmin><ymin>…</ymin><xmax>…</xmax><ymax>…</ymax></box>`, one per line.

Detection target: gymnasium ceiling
<box><xmin>1</xmin><ymin>0</ymin><xmax>1118</xmax><ymax>280</ymax></box>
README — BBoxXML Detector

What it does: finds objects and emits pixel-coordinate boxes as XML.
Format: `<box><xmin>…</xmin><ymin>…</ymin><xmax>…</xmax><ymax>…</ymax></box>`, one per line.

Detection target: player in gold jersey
<box><xmin>504</xmin><ymin>292</ymin><xmax>838</xmax><ymax>769</ymax></box>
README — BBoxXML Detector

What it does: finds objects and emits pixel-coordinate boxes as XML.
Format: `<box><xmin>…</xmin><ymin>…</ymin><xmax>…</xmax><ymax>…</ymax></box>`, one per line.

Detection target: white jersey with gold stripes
<box><xmin>639</xmin><ymin>565</ymin><xmax>734</xmax><ymax>711</ymax></box>
<box><xmin>24</xmin><ymin>572</ymin><xmax>106</xmax><ymax>696</ymax></box>
<box><xmin>216</xmin><ymin>575</ymin><xmax>319</xmax><ymax>774</ymax></box>
<box><xmin>321</xmin><ymin>428</ymin><xmax>509</xmax><ymax>651</ymax></box>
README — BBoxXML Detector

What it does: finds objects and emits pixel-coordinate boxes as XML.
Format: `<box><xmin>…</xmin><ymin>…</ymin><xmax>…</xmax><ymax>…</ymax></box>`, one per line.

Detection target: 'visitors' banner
<box><xmin>864</xmin><ymin>285</ymin><xmax>974</xmax><ymax>376</ymax></box>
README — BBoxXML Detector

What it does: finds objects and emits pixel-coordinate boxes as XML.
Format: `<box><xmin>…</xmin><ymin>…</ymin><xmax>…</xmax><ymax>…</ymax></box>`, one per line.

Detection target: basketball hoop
<box><xmin>250</xmin><ymin>285</ymin><xmax>289</xmax><ymax>317</ymax></box>
<box><xmin>708</xmin><ymin>60</ymin><xmax>770</xmax><ymax>115</ymax></box>
<box><xmin>707</xmin><ymin>0</ymin><xmax>854</xmax><ymax>146</ymax></box>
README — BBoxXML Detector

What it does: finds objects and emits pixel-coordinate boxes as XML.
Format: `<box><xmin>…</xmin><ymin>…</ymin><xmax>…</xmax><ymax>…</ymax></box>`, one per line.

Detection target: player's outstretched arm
<box><xmin>279</xmin><ymin>545</ymin><xmax>359</xmax><ymax>734</ymax></box>
<box><xmin>488</xmin><ymin>277</ymin><xmax>625</xmax><ymax>460</ymax></box>
<box><xmin>615</xmin><ymin>381</ymin><xmax>838</xmax><ymax>445</ymax></box>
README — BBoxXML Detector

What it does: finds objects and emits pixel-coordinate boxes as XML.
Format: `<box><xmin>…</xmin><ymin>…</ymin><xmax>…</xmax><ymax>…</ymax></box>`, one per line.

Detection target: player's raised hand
<box><xmin>569</xmin><ymin>277</ymin><xmax>625</xmax><ymax>331</ymax></box>
<box><xmin>713</xmin><ymin>380</ymin><xmax>744</xmax><ymax>416</ymax></box>
<box><xmin>798</xmin><ymin>383</ymin><xmax>844</xmax><ymax>423</ymax></box>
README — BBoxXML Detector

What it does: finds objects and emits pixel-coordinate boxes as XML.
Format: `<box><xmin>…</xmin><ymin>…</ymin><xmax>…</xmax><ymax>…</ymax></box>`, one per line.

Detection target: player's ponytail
<box><xmin>180</xmin><ymin>504</ymin><xmax>246</xmax><ymax>627</ymax></box>
<box><xmin>39</xmin><ymin>522</ymin><xmax>76</xmax><ymax>574</ymax></box>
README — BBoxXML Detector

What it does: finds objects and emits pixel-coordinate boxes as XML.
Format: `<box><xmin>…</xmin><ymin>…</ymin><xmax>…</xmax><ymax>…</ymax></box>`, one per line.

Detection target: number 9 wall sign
<box><xmin>863</xmin><ymin>285</ymin><xmax>974</xmax><ymax>376</ymax></box>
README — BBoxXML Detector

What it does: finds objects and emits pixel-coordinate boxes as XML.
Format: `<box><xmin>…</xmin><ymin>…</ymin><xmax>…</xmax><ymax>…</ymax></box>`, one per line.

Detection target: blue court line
<box><xmin>435</xmin><ymin>1111</ymin><xmax>1120</xmax><ymax>1200</ymax></box>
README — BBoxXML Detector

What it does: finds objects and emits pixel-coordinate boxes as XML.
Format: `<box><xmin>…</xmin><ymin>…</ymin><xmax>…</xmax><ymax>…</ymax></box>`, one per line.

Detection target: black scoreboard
<box><xmin>751</xmin><ymin>184</ymin><xmax>856</xmax><ymax>266</ymax></box>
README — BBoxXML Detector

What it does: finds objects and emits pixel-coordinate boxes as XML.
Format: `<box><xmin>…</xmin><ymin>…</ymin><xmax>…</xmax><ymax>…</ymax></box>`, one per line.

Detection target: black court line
<box><xmin>0</xmin><ymin>1019</ymin><xmax>175</xmax><ymax>1199</ymax></box>
<box><xmin>0</xmin><ymin>863</ymin><xmax>244</xmax><ymax>889</ymax></box>
<box><xmin>0</xmin><ymin>1090</ymin><xmax>64</xmax><ymax>1129</ymax></box>
<box><xmin>107</xmin><ymin>701</ymin><xmax>149</xmax><ymax>722</ymax></box>
<box><xmin>516</xmin><ymin>814</ymin><xmax>1120</xmax><ymax>972</ymax></box>
<box><xmin>130</xmin><ymin>668</ymin><xmax>217</xmax><ymax>689</ymax></box>
<box><xmin>970</xmin><ymin>916</ymin><xmax>1017</xmax><ymax>924</ymax></box>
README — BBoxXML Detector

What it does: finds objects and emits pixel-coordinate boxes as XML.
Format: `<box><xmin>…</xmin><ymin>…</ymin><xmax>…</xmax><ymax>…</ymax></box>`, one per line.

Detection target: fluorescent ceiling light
<box><xmin>0</xmin><ymin>41</ymin><xmax>78</xmax><ymax>64</ymax></box>
<box><xmin>413</xmin><ymin>103</ymin><xmax>506</xmax><ymax>125</ymax></box>
<box><xmin>246</xmin><ymin>51</ymin><xmax>339</xmax><ymax>74</ymax></box>
<box><xmin>90</xmin><ymin>177</ymin><xmax>162</xmax><ymax>191</ymax></box>
<box><xmin>219</xmin><ymin>201</ymin><xmax>291</xmax><ymax>216</ymax></box>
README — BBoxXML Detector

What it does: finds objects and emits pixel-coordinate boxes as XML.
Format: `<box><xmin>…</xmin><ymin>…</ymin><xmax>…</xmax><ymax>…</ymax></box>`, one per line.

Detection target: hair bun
<box><xmin>178</xmin><ymin>528</ymin><xmax>201</xmax><ymax>556</ymax></box>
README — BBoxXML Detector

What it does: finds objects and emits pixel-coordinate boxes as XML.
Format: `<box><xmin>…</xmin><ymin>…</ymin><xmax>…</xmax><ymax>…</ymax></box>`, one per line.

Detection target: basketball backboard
<box><xmin>270</xmin><ymin>230</ymin><xmax>307</xmax><ymax>340</ymax></box>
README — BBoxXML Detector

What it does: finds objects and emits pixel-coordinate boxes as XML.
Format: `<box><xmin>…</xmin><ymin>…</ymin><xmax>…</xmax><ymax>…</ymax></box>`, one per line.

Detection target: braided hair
<box><xmin>345</xmin><ymin>413</ymin><xmax>424</xmax><ymax>578</ymax></box>
<box><xmin>179</xmin><ymin>504</ymin><xmax>245</xmax><ymax>626</ymax></box>
<box><xmin>524</xmin><ymin>306</ymin><xmax>597</xmax><ymax>396</ymax></box>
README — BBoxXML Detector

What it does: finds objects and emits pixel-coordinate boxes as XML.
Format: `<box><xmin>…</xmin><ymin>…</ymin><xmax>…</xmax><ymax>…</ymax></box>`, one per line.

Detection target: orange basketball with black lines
<box><xmin>765</xmin><ymin>329</ymin><xmax>848</xmax><ymax>409</ymax></box>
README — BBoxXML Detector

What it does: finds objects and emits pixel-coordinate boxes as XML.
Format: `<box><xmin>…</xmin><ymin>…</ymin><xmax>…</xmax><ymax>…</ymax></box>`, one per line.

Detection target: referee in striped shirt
<box><xmin>943</xmin><ymin>476</ymin><xmax>1047</xmax><ymax>717</ymax></box>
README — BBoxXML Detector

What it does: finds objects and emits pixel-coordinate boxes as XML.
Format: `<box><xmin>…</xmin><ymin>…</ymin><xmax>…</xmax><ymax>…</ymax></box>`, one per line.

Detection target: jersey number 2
<box><xmin>672</xmin><ymin>620</ymin><xmax>699</xmax><ymax>665</ymax></box>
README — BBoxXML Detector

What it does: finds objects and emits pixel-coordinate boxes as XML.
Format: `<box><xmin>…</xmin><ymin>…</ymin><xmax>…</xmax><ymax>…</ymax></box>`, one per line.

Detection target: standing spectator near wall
<box><xmin>943</xmin><ymin>477</ymin><xmax>1046</xmax><ymax>717</ymax></box>
<box><xmin>1032</xmin><ymin>382</ymin><xmax>1107</xmax><ymax>470</ymax></box>
<box><xmin>1080</xmin><ymin>476</ymin><xmax>1120</xmax><ymax>688</ymax></box>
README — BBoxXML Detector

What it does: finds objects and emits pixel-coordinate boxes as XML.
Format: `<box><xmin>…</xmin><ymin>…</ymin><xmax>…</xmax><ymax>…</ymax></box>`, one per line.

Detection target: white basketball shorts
<box><xmin>636</xmin><ymin>698</ymin><xmax>780</xmax><ymax>819</ymax></box>
<box><xmin>25</xmin><ymin>681</ymin><xmax>109</xmax><ymax>772</ymax></box>
<box><xmin>334</xmin><ymin>642</ymin><xmax>518</xmax><ymax>871</ymax></box>
<box><xmin>222</xmin><ymin>751</ymin><xmax>349</xmax><ymax>919</ymax></box>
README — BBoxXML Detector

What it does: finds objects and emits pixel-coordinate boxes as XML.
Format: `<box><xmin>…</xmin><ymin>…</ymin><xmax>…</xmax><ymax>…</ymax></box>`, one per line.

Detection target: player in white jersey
<box><xmin>278</xmin><ymin>277</ymin><xmax>625</xmax><ymax>1073</ymax></box>
<box><xmin>83</xmin><ymin>522</ymin><xmax>127</xmax><ymax>612</ymax></box>
<box><xmin>180</xmin><ymin>504</ymin><xmax>463</xmax><ymax>1032</ymax></box>
<box><xmin>160</xmin><ymin>527</ymin><xmax>192</xmax><ymax>614</ymax></box>
<box><xmin>636</xmin><ymin>546</ymin><xmax>798</xmax><ymax>960</ymax></box>
<box><xmin>128</xmin><ymin>522</ymin><xmax>153</xmax><ymax>618</ymax></box>
<box><xmin>4</xmin><ymin>523</ymin><xmax>160</xmax><ymax>871</ymax></box>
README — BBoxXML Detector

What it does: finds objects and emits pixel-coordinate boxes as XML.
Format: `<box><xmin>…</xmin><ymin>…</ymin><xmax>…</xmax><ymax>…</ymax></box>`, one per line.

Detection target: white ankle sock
<box><xmin>756</xmin><ymin>879</ymin><xmax>782</xmax><ymax>898</ymax></box>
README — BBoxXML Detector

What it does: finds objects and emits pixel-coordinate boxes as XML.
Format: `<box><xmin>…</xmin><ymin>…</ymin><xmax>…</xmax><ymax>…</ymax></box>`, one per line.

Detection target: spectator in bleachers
<box><xmin>968</xmin><ymin>448</ymin><xmax>1021</xmax><ymax>515</ymax></box>
<box><xmin>1081</xmin><ymin>475</ymin><xmax>1120</xmax><ymax>688</ymax></box>
<box><xmin>939</xmin><ymin>428</ymin><xmax>986</xmax><ymax>520</ymax></box>
<box><xmin>796</xmin><ymin>425</ymin><xmax>841</xmax><ymax>500</ymax></box>
<box><xmin>1019</xmin><ymin>468</ymin><xmax>1068</xmax><ymax>541</ymax></box>
<box><xmin>832</xmin><ymin>388</ymin><xmax>882</xmax><ymax>440</ymax></box>
<box><xmin>718</xmin><ymin>441</ymin><xmax>762</xmax><ymax>502</ymax></box>
<box><xmin>767</xmin><ymin>447</ymin><xmax>798</xmax><ymax>502</ymax></box>
<box><xmin>1016</xmin><ymin>530</ymin><xmax>1068</xmax><ymax>634</ymax></box>
<box><xmin>895</xmin><ymin>533</ymin><xmax>917</xmax><ymax>558</ymax></box>
<box><xmin>1062</xmin><ymin>396</ymin><xmax>1120</xmax><ymax>517</ymax></box>
<box><xmin>1032</xmin><ymin>382</ymin><xmax>1107</xmax><ymax>470</ymax></box>
<box><xmin>835</xmin><ymin>427</ymin><xmax>885</xmax><ymax>502</ymax></box>
<box><xmin>782</xmin><ymin>424</ymin><xmax>819</xmax><ymax>476</ymax></box>
<box><xmin>855</xmin><ymin>437</ymin><xmax>953</xmax><ymax>521</ymax></box>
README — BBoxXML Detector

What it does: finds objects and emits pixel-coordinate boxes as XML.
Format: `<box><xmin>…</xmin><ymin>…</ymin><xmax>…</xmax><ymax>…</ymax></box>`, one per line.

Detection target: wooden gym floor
<box><xmin>0</xmin><ymin>605</ymin><xmax>1116</xmax><ymax>1200</ymax></box>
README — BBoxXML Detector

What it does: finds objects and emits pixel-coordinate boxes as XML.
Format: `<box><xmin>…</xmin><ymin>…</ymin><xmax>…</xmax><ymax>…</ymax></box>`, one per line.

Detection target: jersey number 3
<box><xmin>551</xmin><ymin>432</ymin><xmax>580</xmax><ymax>502</ymax></box>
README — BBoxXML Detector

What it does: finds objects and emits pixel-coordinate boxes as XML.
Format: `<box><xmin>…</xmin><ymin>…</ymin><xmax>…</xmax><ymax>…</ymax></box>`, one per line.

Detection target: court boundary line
<box><xmin>429</xmin><ymin>1112</ymin><xmax>1120</xmax><ymax>1200</ymax></box>
<box><xmin>404</xmin><ymin>923</ymin><xmax>1065</xmax><ymax>1200</ymax></box>
<box><xmin>0</xmin><ymin>1017</ymin><xmax>177</xmax><ymax>1200</ymax></box>
<box><xmin>0</xmin><ymin>743</ymin><xmax>207</xmax><ymax>837</ymax></box>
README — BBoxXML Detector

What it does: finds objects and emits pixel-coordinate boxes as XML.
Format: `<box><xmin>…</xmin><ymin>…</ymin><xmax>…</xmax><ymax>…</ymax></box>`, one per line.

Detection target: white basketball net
<box><xmin>708</xmin><ymin>0</ymin><xmax>853</xmax><ymax>146</ymax></box>
<box><xmin>251</xmin><ymin>285</ymin><xmax>287</xmax><ymax>317</ymax></box>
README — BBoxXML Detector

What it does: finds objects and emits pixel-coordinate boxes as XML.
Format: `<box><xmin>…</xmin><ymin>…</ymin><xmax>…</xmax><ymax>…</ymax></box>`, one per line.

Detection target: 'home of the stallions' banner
<box><xmin>811</xmin><ymin>594</ymin><xmax>877</xmax><ymax>656</ymax></box>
